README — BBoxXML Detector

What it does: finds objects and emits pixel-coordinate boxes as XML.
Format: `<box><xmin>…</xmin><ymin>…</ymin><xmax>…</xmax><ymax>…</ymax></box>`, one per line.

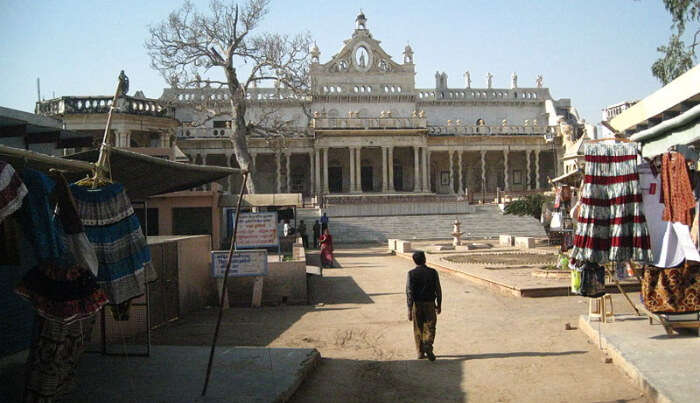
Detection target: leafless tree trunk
<box><xmin>146</xmin><ymin>0</ymin><xmax>311</xmax><ymax>193</ymax></box>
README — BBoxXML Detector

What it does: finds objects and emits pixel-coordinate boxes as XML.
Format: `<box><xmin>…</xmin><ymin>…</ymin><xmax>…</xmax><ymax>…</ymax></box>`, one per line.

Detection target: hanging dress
<box><xmin>13</xmin><ymin>169</ymin><xmax>107</xmax><ymax>402</ymax></box>
<box><xmin>0</xmin><ymin>160</ymin><xmax>28</xmax><ymax>224</ymax></box>
<box><xmin>571</xmin><ymin>142</ymin><xmax>652</xmax><ymax>264</ymax></box>
<box><xmin>70</xmin><ymin>182</ymin><xmax>155</xmax><ymax>305</ymax></box>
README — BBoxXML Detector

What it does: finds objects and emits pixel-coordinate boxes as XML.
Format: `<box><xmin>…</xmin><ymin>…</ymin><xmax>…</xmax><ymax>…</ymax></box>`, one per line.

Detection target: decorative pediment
<box><xmin>322</xmin><ymin>30</ymin><xmax>404</xmax><ymax>74</ymax></box>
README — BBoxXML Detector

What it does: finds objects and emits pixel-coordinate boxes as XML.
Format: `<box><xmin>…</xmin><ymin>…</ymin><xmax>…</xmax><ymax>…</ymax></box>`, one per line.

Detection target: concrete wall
<box><xmin>147</xmin><ymin>189</ymin><xmax>221</xmax><ymax>249</ymax></box>
<box><xmin>176</xmin><ymin>235</ymin><xmax>218</xmax><ymax>314</ymax></box>
<box><xmin>226</xmin><ymin>259</ymin><xmax>308</xmax><ymax>307</ymax></box>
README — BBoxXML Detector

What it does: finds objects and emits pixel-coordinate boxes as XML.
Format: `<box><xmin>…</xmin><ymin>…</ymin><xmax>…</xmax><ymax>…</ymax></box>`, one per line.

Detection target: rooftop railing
<box><xmin>416</xmin><ymin>88</ymin><xmax>547</xmax><ymax>101</ymax></box>
<box><xmin>36</xmin><ymin>96</ymin><xmax>172</xmax><ymax>117</ymax></box>
<box><xmin>312</xmin><ymin>117</ymin><xmax>427</xmax><ymax>130</ymax></box>
<box><xmin>428</xmin><ymin>125</ymin><xmax>548</xmax><ymax>136</ymax></box>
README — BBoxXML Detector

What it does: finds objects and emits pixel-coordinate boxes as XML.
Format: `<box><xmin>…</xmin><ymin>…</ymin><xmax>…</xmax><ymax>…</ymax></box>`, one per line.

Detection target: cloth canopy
<box><xmin>0</xmin><ymin>145</ymin><xmax>240</xmax><ymax>201</ymax></box>
<box><xmin>66</xmin><ymin>147</ymin><xmax>240</xmax><ymax>200</ymax></box>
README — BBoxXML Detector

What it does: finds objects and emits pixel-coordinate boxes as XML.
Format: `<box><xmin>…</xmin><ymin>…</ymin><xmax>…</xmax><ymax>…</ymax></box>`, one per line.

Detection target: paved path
<box><xmin>150</xmin><ymin>245</ymin><xmax>648</xmax><ymax>402</ymax></box>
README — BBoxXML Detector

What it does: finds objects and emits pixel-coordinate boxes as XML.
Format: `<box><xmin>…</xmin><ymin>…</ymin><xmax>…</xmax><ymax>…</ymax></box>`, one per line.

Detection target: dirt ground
<box><xmin>150</xmin><ymin>245</ymin><xmax>648</xmax><ymax>402</ymax></box>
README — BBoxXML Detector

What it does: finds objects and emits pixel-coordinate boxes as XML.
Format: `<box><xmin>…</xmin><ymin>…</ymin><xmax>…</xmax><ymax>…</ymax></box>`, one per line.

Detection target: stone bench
<box><xmin>396</xmin><ymin>240</ymin><xmax>412</xmax><ymax>253</ymax></box>
<box><xmin>514</xmin><ymin>236</ymin><xmax>535</xmax><ymax>249</ymax></box>
<box><xmin>499</xmin><ymin>235</ymin><xmax>514</xmax><ymax>246</ymax></box>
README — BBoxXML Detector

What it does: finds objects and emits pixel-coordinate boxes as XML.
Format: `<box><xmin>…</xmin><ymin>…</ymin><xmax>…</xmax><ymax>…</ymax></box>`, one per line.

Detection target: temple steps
<box><xmin>296</xmin><ymin>205</ymin><xmax>545</xmax><ymax>243</ymax></box>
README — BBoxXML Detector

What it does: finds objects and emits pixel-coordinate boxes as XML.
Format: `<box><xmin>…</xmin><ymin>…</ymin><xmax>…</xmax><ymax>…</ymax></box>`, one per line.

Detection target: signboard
<box><xmin>211</xmin><ymin>249</ymin><xmax>268</xmax><ymax>278</ymax></box>
<box><xmin>231</xmin><ymin>212</ymin><xmax>279</xmax><ymax>248</ymax></box>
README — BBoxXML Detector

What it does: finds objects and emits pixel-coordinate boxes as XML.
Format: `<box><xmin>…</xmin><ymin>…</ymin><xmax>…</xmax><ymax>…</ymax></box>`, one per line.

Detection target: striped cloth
<box><xmin>70</xmin><ymin>182</ymin><xmax>155</xmax><ymax>304</ymax></box>
<box><xmin>571</xmin><ymin>143</ymin><xmax>652</xmax><ymax>264</ymax></box>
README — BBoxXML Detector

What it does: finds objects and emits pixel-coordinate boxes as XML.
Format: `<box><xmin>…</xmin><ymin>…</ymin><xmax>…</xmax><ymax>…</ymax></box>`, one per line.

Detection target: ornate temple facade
<box><xmin>38</xmin><ymin>13</ymin><xmax>583</xmax><ymax>202</ymax></box>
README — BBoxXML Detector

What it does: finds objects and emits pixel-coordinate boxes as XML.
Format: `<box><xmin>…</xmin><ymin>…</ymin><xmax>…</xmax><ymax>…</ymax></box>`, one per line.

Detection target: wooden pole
<box><xmin>605</xmin><ymin>266</ymin><xmax>640</xmax><ymax>316</ymax></box>
<box><xmin>94</xmin><ymin>73</ymin><xmax>126</xmax><ymax>181</ymax></box>
<box><xmin>202</xmin><ymin>171</ymin><xmax>249</xmax><ymax>397</ymax></box>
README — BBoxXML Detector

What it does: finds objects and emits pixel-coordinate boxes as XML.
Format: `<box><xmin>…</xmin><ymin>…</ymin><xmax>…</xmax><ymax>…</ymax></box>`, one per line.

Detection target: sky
<box><xmin>0</xmin><ymin>0</ymin><xmax>688</xmax><ymax>124</ymax></box>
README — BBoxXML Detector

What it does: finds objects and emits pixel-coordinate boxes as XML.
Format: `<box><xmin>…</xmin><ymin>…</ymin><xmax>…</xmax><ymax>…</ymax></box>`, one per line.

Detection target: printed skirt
<box><xmin>70</xmin><ymin>182</ymin><xmax>155</xmax><ymax>304</ymax></box>
<box><xmin>571</xmin><ymin>143</ymin><xmax>652</xmax><ymax>264</ymax></box>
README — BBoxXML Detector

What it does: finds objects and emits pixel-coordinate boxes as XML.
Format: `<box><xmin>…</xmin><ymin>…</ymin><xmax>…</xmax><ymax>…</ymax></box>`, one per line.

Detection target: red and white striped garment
<box><xmin>0</xmin><ymin>160</ymin><xmax>28</xmax><ymax>223</ymax></box>
<box><xmin>571</xmin><ymin>142</ymin><xmax>652</xmax><ymax>264</ymax></box>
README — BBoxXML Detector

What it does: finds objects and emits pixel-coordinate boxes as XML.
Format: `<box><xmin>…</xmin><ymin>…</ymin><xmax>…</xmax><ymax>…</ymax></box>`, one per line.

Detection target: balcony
<box><xmin>428</xmin><ymin>125</ymin><xmax>548</xmax><ymax>136</ymax></box>
<box><xmin>161</xmin><ymin>87</ymin><xmax>310</xmax><ymax>104</ymax></box>
<box><xmin>416</xmin><ymin>88</ymin><xmax>548</xmax><ymax>102</ymax></box>
<box><xmin>312</xmin><ymin>117</ymin><xmax>427</xmax><ymax>130</ymax></box>
<box><xmin>36</xmin><ymin>96</ymin><xmax>172</xmax><ymax>118</ymax></box>
<box><xmin>176</xmin><ymin>127</ymin><xmax>308</xmax><ymax>139</ymax></box>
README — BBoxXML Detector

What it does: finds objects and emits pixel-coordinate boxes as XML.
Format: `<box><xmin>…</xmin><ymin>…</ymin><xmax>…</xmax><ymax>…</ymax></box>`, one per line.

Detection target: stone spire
<box><xmin>310</xmin><ymin>42</ymin><xmax>320</xmax><ymax>64</ymax></box>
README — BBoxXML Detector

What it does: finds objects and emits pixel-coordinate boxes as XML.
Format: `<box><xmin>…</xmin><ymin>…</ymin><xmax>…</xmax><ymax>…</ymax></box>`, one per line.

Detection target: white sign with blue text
<box><xmin>211</xmin><ymin>249</ymin><xmax>268</xmax><ymax>278</ymax></box>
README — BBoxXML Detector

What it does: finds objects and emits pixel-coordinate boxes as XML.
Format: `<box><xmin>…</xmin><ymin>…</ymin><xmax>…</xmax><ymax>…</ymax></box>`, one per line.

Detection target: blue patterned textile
<box><xmin>70</xmin><ymin>182</ymin><xmax>153</xmax><ymax>304</ymax></box>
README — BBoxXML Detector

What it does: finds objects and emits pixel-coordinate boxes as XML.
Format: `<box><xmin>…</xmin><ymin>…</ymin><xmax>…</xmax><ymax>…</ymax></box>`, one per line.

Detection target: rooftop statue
<box><xmin>464</xmin><ymin>71</ymin><xmax>471</xmax><ymax>88</ymax></box>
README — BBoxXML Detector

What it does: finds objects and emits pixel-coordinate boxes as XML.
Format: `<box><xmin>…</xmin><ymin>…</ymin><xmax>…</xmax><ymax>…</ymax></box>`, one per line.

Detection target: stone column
<box><xmin>535</xmin><ymin>149</ymin><xmax>540</xmax><ymax>189</ymax></box>
<box><xmin>457</xmin><ymin>150</ymin><xmax>463</xmax><ymax>194</ymax></box>
<box><xmin>115</xmin><ymin>129</ymin><xmax>130</xmax><ymax>148</ymax></box>
<box><xmin>276</xmin><ymin>152</ymin><xmax>282</xmax><ymax>193</ymax></box>
<box><xmin>323</xmin><ymin>147</ymin><xmax>329</xmax><ymax>193</ymax></box>
<box><xmin>349</xmin><ymin>147</ymin><xmax>356</xmax><ymax>192</ymax></box>
<box><xmin>356</xmin><ymin>147</ymin><xmax>362</xmax><ymax>192</ymax></box>
<box><xmin>413</xmin><ymin>146</ymin><xmax>420</xmax><ymax>192</ymax></box>
<box><xmin>388</xmin><ymin>147</ymin><xmax>394</xmax><ymax>191</ymax></box>
<box><xmin>382</xmin><ymin>147</ymin><xmax>388</xmax><ymax>192</ymax></box>
<box><xmin>421</xmin><ymin>148</ymin><xmax>428</xmax><ymax>192</ymax></box>
<box><xmin>427</xmin><ymin>151</ymin><xmax>432</xmax><ymax>192</ymax></box>
<box><xmin>526</xmin><ymin>150</ymin><xmax>532</xmax><ymax>190</ymax></box>
<box><xmin>309</xmin><ymin>151</ymin><xmax>315</xmax><ymax>196</ymax></box>
<box><xmin>314</xmin><ymin>148</ymin><xmax>321</xmax><ymax>194</ymax></box>
<box><xmin>448</xmin><ymin>150</ymin><xmax>455</xmax><ymax>194</ymax></box>
<box><xmin>160</xmin><ymin>132</ymin><xmax>169</xmax><ymax>148</ymax></box>
<box><xmin>503</xmin><ymin>149</ymin><xmax>510</xmax><ymax>191</ymax></box>
<box><xmin>480</xmin><ymin>150</ymin><xmax>486</xmax><ymax>192</ymax></box>
<box><xmin>285</xmin><ymin>151</ymin><xmax>291</xmax><ymax>193</ymax></box>
<box><xmin>202</xmin><ymin>152</ymin><xmax>210</xmax><ymax>190</ymax></box>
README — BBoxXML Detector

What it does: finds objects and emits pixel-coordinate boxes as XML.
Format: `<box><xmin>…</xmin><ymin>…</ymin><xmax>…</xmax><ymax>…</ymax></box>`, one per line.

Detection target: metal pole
<box><xmin>202</xmin><ymin>171</ymin><xmax>249</xmax><ymax>396</ymax></box>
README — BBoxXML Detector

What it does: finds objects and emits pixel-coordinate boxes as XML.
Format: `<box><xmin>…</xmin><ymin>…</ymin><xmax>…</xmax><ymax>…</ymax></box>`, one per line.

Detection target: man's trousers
<box><xmin>412</xmin><ymin>301</ymin><xmax>437</xmax><ymax>354</ymax></box>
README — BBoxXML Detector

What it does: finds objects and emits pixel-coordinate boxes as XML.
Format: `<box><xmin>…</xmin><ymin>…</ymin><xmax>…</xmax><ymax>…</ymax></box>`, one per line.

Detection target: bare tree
<box><xmin>146</xmin><ymin>0</ymin><xmax>312</xmax><ymax>193</ymax></box>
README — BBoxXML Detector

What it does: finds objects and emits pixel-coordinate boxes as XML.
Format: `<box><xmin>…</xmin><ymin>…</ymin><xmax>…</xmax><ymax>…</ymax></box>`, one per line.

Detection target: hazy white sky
<box><xmin>0</xmin><ymin>0</ymin><xmax>688</xmax><ymax>123</ymax></box>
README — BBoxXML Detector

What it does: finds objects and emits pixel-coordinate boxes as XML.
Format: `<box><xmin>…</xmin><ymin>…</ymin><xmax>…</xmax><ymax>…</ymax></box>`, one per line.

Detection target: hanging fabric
<box><xmin>14</xmin><ymin>169</ymin><xmax>107</xmax><ymax>323</ymax></box>
<box><xmin>661</xmin><ymin>152</ymin><xmax>695</xmax><ymax>226</ymax></box>
<box><xmin>70</xmin><ymin>182</ymin><xmax>155</xmax><ymax>305</ymax></box>
<box><xmin>639</xmin><ymin>162</ymin><xmax>700</xmax><ymax>267</ymax></box>
<box><xmin>571</xmin><ymin>142</ymin><xmax>652</xmax><ymax>264</ymax></box>
<box><xmin>0</xmin><ymin>161</ymin><xmax>28</xmax><ymax>224</ymax></box>
<box><xmin>642</xmin><ymin>263</ymin><xmax>700</xmax><ymax>313</ymax></box>
<box><xmin>13</xmin><ymin>169</ymin><xmax>107</xmax><ymax>403</ymax></box>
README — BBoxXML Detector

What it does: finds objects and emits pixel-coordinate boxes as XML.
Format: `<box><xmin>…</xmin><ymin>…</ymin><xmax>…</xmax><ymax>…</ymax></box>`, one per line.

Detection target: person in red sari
<box><xmin>319</xmin><ymin>228</ymin><xmax>334</xmax><ymax>268</ymax></box>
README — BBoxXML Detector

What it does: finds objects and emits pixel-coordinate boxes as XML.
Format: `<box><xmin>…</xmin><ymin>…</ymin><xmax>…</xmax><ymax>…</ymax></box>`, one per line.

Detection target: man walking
<box><xmin>406</xmin><ymin>251</ymin><xmax>442</xmax><ymax>361</ymax></box>
<box><xmin>320</xmin><ymin>212</ymin><xmax>329</xmax><ymax>232</ymax></box>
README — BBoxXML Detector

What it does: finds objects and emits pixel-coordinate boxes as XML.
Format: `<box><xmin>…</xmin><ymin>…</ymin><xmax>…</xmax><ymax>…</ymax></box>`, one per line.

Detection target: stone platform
<box><xmin>395</xmin><ymin>240</ymin><xmax>640</xmax><ymax>298</ymax></box>
<box><xmin>578</xmin><ymin>314</ymin><xmax>699</xmax><ymax>402</ymax></box>
<box><xmin>0</xmin><ymin>346</ymin><xmax>320</xmax><ymax>403</ymax></box>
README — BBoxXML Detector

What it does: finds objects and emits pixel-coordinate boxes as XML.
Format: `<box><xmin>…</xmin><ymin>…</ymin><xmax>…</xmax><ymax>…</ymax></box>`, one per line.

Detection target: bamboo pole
<box><xmin>202</xmin><ymin>171</ymin><xmax>249</xmax><ymax>396</ymax></box>
<box><xmin>94</xmin><ymin>73</ymin><xmax>126</xmax><ymax>182</ymax></box>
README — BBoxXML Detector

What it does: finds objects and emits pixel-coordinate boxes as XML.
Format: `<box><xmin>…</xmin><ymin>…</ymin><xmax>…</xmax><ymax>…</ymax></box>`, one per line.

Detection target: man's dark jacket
<box><xmin>406</xmin><ymin>265</ymin><xmax>442</xmax><ymax>309</ymax></box>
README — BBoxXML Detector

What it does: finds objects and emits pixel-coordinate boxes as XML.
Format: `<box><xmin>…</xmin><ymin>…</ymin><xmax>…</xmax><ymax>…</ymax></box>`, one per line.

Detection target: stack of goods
<box><xmin>570</xmin><ymin>142</ymin><xmax>653</xmax><ymax>296</ymax></box>
<box><xmin>70</xmin><ymin>182</ymin><xmax>155</xmax><ymax>307</ymax></box>
<box><xmin>12</xmin><ymin>168</ymin><xmax>108</xmax><ymax>401</ymax></box>
<box><xmin>638</xmin><ymin>152</ymin><xmax>700</xmax><ymax>315</ymax></box>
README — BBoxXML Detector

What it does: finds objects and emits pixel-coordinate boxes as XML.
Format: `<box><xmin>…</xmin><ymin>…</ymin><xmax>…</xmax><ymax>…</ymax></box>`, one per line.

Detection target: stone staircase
<box><xmin>295</xmin><ymin>205</ymin><xmax>546</xmax><ymax>243</ymax></box>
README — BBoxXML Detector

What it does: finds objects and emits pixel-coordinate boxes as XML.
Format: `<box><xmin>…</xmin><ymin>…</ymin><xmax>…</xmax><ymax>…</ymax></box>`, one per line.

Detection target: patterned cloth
<box><xmin>23</xmin><ymin>315</ymin><xmax>96</xmax><ymax>402</ymax></box>
<box><xmin>571</xmin><ymin>143</ymin><xmax>652</xmax><ymax>264</ymax></box>
<box><xmin>661</xmin><ymin>152</ymin><xmax>695</xmax><ymax>226</ymax></box>
<box><xmin>642</xmin><ymin>263</ymin><xmax>700</xmax><ymax>313</ymax></box>
<box><xmin>0</xmin><ymin>160</ymin><xmax>28</xmax><ymax>223</ymax></box>
<box><xmin>70</xmin><ymin>182</ymin><xmax>155</xmax><ymax>304</ymax></box>
<box><xmin>14</xmin><ymin>169</ymin><xmax>107</xmax><ymax>323</ymax></box>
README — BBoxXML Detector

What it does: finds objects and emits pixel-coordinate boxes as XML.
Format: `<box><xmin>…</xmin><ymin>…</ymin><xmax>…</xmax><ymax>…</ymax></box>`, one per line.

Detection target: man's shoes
<box><xmin>426</xmin><ymin>351</ymin><xmax>436</xmax><ymax>361</ymax></box>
